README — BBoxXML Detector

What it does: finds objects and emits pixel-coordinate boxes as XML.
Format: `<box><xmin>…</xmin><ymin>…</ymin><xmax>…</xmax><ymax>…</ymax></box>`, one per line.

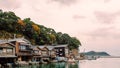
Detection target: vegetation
<box><xmin>0</xmin><ymin>9</ymin><xmax>81</xmax><ymax>49</ymax></box>
<box><xmin>83</xmin><ymin>51</ymin><xmax>110</xmax><ymax>56</ymax></box>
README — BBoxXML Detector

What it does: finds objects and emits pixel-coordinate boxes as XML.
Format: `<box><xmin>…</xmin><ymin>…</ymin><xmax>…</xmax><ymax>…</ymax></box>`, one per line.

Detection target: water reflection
<box><xmin>15</xmin><ymin>58</ymin><xmax>120</xmax><ymax>68</ymax></box>
<box><xmin>67</xmin><ymin>63</ymin><xmax>78</xmax><ymax>68</ymax></box>
<box><xmin>16</xmin><ymin>62</ymin><xmax>79</xmax><ymax>68</ymax></box>
<box><xmin>38</xmin><ymin>62</ymin><xmax>78</xmax><ymax>68</ymax></box>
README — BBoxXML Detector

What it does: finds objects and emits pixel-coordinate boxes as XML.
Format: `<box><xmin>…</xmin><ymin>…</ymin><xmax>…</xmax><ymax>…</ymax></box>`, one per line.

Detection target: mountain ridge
<box><xmin>82</xmin><ymin>51</ymin><xmax>110</xmax><ymax>56</ymax></box>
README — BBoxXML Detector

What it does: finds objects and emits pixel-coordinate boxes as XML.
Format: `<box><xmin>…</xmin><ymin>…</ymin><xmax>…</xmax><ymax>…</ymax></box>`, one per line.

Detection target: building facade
<box><xmin>0</xmin><ymin>42</ymin><xmax>16</xmax><ymax>64</ymax></box>
<box><xmin>32</xmin><ymin>46</ymin><xmax>41</xmax><ymax>62</ymax></box>
<box><xmin>9</xmin><ymin>38</ymin><xmax>33</xmax><ymax>62</ymax></box>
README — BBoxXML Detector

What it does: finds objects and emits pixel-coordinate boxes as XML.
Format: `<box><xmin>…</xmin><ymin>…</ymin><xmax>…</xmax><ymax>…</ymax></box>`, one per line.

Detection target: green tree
<box><xmin>68</xmin><ymin>37</ymin><xmax>81</xmax><ymax>50</ymax></box>
<box><xmin>0</xmin><ymin>10</ymin><xmax>81</xmax><ymax>49</ymax></box>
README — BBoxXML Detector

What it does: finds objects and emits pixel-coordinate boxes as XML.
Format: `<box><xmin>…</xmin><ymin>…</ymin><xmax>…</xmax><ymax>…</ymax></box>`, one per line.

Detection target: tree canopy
<box><xmin>0</xmin><ymin>10</ymin><xmax>81</xmax><ymax>49</ymax></box>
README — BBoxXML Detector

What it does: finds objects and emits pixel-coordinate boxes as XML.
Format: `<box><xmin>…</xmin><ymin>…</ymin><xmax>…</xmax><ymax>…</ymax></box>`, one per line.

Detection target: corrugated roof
<box><xmin>32</xmin><ymin>46</ymin><xmax>40</xmax><ymax>50</ymax></box>
<box><xmin>39</xmin><ymin>46</ymin><xmax>45</xmax><ymax>49</ymax></box>
<box><xmin>46</xmin><ymin>46</ymin><xmax>54</xmax><ymax>50</ymax></box>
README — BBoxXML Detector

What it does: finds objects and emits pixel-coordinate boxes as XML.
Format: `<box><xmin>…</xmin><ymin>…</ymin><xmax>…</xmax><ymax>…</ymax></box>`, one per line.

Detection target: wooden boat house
<box><xmin>32</xmin><ymin>46</ymin><xmax>41</xmax><ymax>62</ymax></box>
<box><xmin>0</xmin><ymin>42</ymin><xmax>16</xmax><ymax>64</ymax></box>
<box><xmin>9</xmin><ymin>38</ymin><xmax>33</xmax><ymax>62</ymax></box>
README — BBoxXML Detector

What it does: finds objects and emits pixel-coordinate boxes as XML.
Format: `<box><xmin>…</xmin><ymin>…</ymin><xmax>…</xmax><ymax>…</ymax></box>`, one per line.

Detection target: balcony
<box><xmin>33</xmin><ymin>53</ymin><xmax>41</xmax><ymax>56</ymax></box>
<box><xmin>17</xmin><ymin>52</ymin><xmax>32</xmax><ymax>56</ymax></box>
<box><xmin>0</xmin><ymin>52</ymin><xmax>16</xmax><ymax>58</ymax></box>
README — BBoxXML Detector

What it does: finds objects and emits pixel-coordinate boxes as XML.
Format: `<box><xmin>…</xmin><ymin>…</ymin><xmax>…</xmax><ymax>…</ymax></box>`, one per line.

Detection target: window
<box><xmin>7</xmin><ymin>48</ymin><xmax>13</xmax><ymax>53</ymax></box>
<box><xmin>19</xmin><ymin>45</ymin><xmax>26</xmax><ymax>50</ymax></box>
<box><xmin>60</xmin><ymin>49</ymin><xmax>62</xmax><ymax>51</ymax></box>
<box><xmin>3</xmin><ymin>49</ymin><xmax>6</xmax><ymax>53</ymax></box>
<box><xmin>42</xmin><ymin>51</ymin><xmax>47</xmax><ymax>56</ymax></box>
<box><xmin>42</xmin><ymin>51</ymin><xmax>47</xmax><ymax>54</ymax></box>
<box><xmin>39</xmin><ymin>51</ymin><xmax>41</xmax><ymax>55</ymax></box>
<box><xmin>0</xmin><ymin>48</ymin><xmax>3</xmax><ymax>53</ymax></box>
<box><xmin>51</xmin><ymin>51</ymin><xmax>55</xmax><ymax>54</ymax></box>
<box><xmin>56</xmin><ymin>49</ymin><xmax>58</xmax><ymax>52</ymax></box>
<box><xmin>60</xmin><ymin>53</ymin><xmax>63</xmax><ymax>55</ymax></box>
<box><xmin>65</xmin><ymin>49</ymin><xmax>68</xmax><ymax>53</ymax></box>
<box><xmin>34</xmin><ymin>51</ymin><xmax>39</xmax><ymax>53</ymax></box>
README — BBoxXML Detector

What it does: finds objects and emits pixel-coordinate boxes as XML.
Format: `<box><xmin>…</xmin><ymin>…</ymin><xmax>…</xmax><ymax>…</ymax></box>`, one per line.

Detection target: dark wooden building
<box><xmin>0</xmin><ymin>42</ymin><xmax>16</xmax><ymax>64</ymax></box>
<box><xmin>54</xmin><ymin>45</ymin><xmax>69</xmax><ymax>57</ymax></box>
<box><xmin>32</xmin><ymin>46</ymin><xmax>41</xmax><ymax>62</ymax></box>
<box><xmin>9</xmin><ymin>38</ymin><xmax>32</xmax><ymax>62</ymax></box>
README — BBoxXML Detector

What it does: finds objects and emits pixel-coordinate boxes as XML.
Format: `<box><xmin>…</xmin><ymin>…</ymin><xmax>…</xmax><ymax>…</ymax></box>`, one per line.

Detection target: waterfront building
<box><xmin>71</xmin><ymin>49</ymin><xmax>80</xmax><ymax>59</ymax></box>
<box><xmin>32</xmin><ymin>46</ymin><xmax>41</xmax><ymax>62</ymax></box>
<box><xmin>54</xmin><ymin>44</ymin><xmax>69</xmax><ymax>61</ymax></box>
<box><xmin>39</xmin><ymin>46</ymin><xmax>50</xmax><ymax>62</ymax></box>
<box><xmin>0</xmin><ymin>37</ymin><xmax>78</xmax><ymax>65</ymax></box>
<box><xmin>9</xmin><ymin>38</ymin><xmax>33</xmax><ymax>62</ymax></box>
<box><xmin>47</xmin><ymin>46</ymin><xmax>56</xmax><ymax>58</ymax></box>
<box><xmin>54</xmin><ymin>45</ymin><xmax>69</xmax><ymax>57</ymax></box>
<box><xmin>0</xmin><ymin>42</ymin><xmax>16</xmax><ymax>64</ymax></box>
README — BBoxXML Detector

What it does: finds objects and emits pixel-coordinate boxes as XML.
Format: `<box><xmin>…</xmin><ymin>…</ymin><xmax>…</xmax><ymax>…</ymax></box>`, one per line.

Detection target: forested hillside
<box><xmin>0</xmin><ymin>10</ymin><xmax>81</xmax><ymax>49</ymax></box>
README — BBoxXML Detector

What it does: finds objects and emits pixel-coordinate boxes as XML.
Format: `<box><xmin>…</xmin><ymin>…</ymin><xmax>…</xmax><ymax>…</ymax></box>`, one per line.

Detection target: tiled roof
<box><xmin>38</xmin><ymin>45</ymin><xmax>68</xmax><ymax>50</ymax></box>
<box><xmin>32</xmin><ymin>46</ymin><xmax>40</xmax><ymax>50</ymax></box>
<box><xmin>0</xmin><ymin>43</ymin><xmax>15</xmax><ymax>48</ymax></box>
<box><xmin>39</xmin><ymin>46</ymin><xmax>45</xmax><ymax>49</ymax></box>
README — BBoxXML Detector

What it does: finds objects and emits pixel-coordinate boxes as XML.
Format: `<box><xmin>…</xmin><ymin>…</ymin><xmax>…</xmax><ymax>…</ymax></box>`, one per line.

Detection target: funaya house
<box><xmin>0</xmin><ymin>37</ymin><xmax>80</xmax><ymax>66</ymax></box>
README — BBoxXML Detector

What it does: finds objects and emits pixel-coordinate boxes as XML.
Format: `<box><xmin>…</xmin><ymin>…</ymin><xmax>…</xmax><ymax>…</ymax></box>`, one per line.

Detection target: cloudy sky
<box><xmin>0</xmin><ymin>0</ymin><xmax>120</xmax><ymax>56</ymax></box>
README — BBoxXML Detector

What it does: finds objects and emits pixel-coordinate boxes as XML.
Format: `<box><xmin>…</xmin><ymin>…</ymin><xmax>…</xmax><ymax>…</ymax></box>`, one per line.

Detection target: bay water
<box><xmin>15</xmin><ymin>58</ymin><xmax>120</xmax><ymax>68</ymax></box>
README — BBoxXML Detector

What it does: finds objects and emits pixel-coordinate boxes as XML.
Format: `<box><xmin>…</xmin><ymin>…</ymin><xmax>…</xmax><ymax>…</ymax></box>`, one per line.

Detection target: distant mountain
<box><xmin>82</xmin><ymin>51</ymin><xmax>110</xmax><ymax>56</ymax></box>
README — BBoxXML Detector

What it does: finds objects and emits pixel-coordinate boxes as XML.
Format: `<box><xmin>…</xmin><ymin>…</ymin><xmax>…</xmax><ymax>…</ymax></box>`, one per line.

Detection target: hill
<box><xmin>0</xmin><ymin>9</ymin><xmax>81</xmax><ymax>50</ymax></box>
<box><xmin>83</xmin><ymin>51</ymin><xmax>110</xmax><ymax>56</ymax></box>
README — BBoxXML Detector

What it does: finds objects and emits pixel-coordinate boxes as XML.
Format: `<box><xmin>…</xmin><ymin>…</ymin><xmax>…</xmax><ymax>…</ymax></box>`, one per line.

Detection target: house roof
<box><xmin>39</xmin><ymin>46</ymin><xmax>45</xmax><ymax>49</ymax></box>
<box><xmin>32</xmin><ymin>46</ymin><xmax>40</xmax><ymax>50</ymax></box>
<box><xmin>38</xmin><ymin>45</ymin><xmax>68</xmax><ymax>50</ymax></box>
<box><xmin>0</xmin><ymin>43</ymin><xmax>15</xmax><ymax>48</ymax></box>
<box><xmin>0</xmin><ymin>40</ymin><xmax>8</xmax><ymax>44</ymax></box>
<box><xmin>46</xmin><ymin>46</ymin><xmax>54</xmax><ymax>50</ymax></box>
<box><xmin>8</xmin><ymin>37</ymin><xmax>31</xmax><ymax>44</ymax></box>
<box><xmin>38</xmin><ymin>45</ymin><xmax>54</xmax><ymax>50</ymax></box>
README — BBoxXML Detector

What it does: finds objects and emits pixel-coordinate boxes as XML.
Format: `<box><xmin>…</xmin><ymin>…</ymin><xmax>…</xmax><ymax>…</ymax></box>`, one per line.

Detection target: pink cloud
<box><xmin>49</xmin><ymin>0</ymin><xmax>78</xmax><ymax>5</ymax></box>
<box><xmin>94</xmin><ymin>11</ymin><xmax>120</xmax><ymax>24</ymax></box>
<box><xmin>88</xmin><ymin>27</ymin><xmax>120</xmax><ymax>39</ymax></box>
<box><xmin>104</xmin><ymin>0</ymin><xmax>111</xmax><ymax>3</ymax></box>
<box><xmin>72</xmin><ymin>15</ymin><xmax>86</xmax><ymax>19</ymax></box>
<box><xmin>0</xmin><ymin>0</ymin><xmax>21</xmax><ymax>10</ymax></box>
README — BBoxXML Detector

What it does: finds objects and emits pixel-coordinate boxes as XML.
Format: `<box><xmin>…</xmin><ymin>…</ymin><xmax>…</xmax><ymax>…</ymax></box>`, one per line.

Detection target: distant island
<box><xmin>82</xmin><ymin>51</ymin><xmax>110</xmax><ymax>56</ymax></box>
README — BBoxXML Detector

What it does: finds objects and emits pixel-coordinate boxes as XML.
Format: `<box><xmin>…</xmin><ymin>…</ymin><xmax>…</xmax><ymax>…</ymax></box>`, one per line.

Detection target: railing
<box><xmin>41</xmin><ymin>54</ymin><xmax>49</xmax><ymax>57</ymax></box>
<box><xmin>17</xmin><ymin>52</ymin><xmax>32</xmax><ymax>56</ymax></box>
<box><xmin>33</xmin><ymin>53</ymin><xmax>41</xmax><ymax>56</ymax></box>
<box><xmin>0</xmin><ymin>52</ymin><xmax>15</xmax><ymax>56</ymax></box>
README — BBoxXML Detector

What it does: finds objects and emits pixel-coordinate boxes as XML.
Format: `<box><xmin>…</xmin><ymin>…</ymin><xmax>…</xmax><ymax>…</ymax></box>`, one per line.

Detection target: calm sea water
<box><xmin>15</xmin><ymin>58</ymin><xmax>120</xmax><ymax>68</ymax></box>
<box><xmin>79</xmin><ymin>58</ymin><xmax>120</xmax><ymax>68</ymax></box>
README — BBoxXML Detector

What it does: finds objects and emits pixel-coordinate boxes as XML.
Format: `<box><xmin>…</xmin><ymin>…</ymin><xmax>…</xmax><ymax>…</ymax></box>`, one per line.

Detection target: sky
<box><xmin>0</xmin><ymin>0</ymin><xmax>120</xmax><ymax>56</ymax></box>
